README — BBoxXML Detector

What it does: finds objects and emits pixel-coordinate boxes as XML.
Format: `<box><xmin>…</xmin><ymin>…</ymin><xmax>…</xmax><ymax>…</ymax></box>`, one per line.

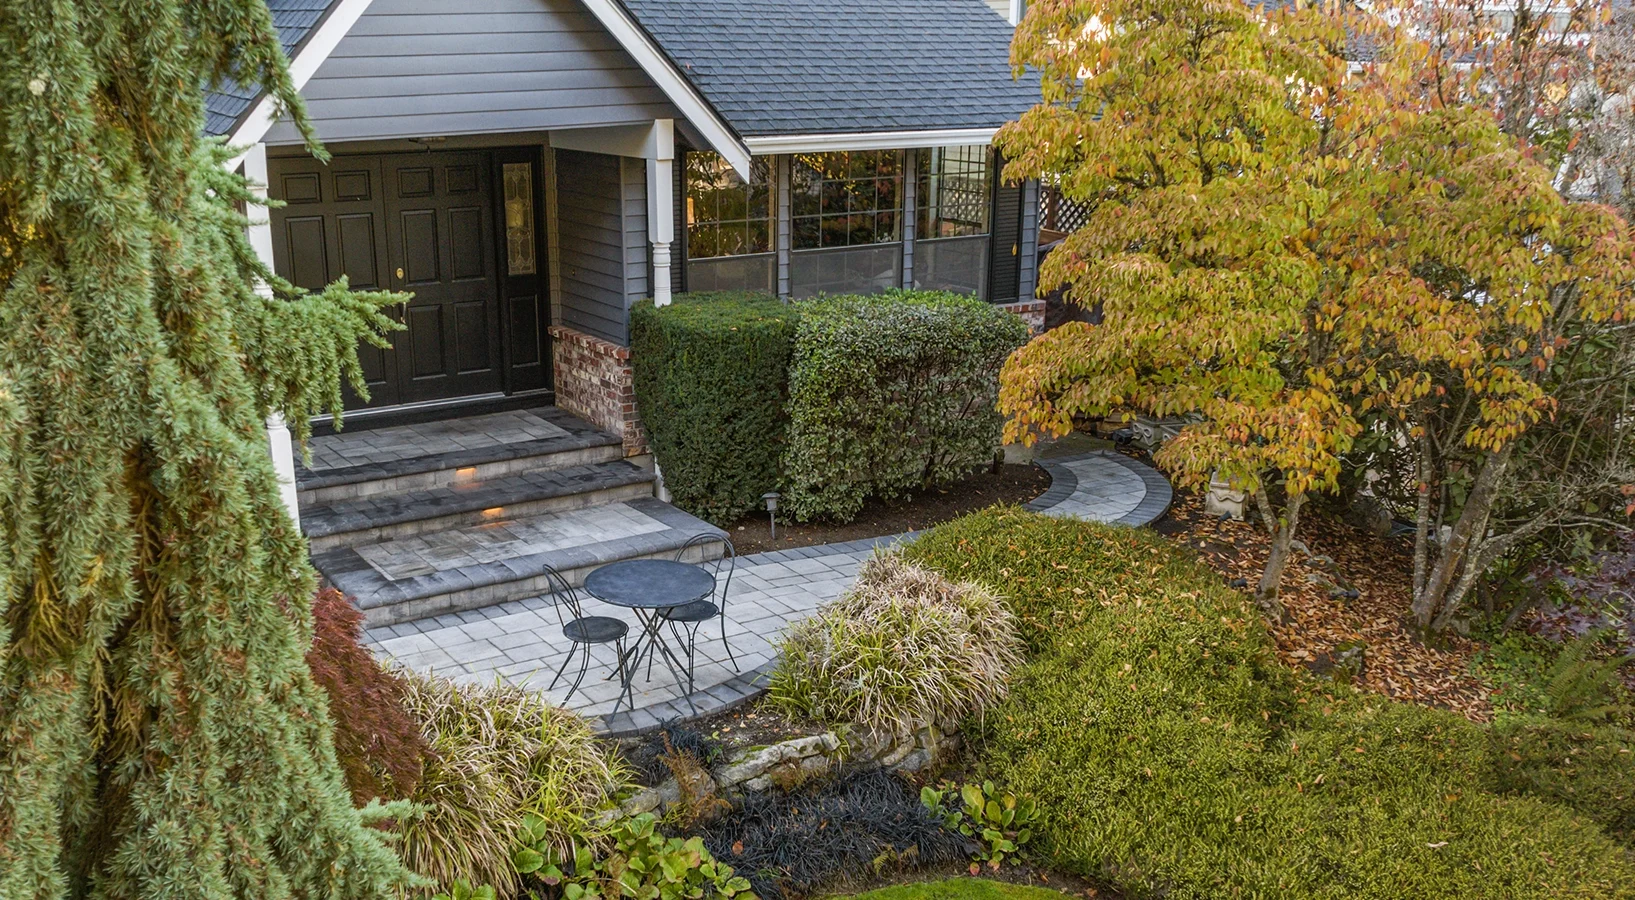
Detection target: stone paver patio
<box><xmin>365</xmin><ymin>449</ymin><xmax>1171</xmax><ymax>735</ymax></box>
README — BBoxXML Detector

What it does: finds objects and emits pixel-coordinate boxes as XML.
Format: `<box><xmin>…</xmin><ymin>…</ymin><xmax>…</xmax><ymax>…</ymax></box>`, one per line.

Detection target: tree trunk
<box><xmin>1413</xmin><ymin>446</ymin><xmax>1512</xmax><ymax>630</ymax></box>
<box><xmin>1254</xmin><ymin>492</ymin><xmax>1304</xmax><ymax>623</ymax></box>
<box><xmin>1412</xmin><ymin>427</ymin><xmax>1433</xmax><ymax>599</ymax></box>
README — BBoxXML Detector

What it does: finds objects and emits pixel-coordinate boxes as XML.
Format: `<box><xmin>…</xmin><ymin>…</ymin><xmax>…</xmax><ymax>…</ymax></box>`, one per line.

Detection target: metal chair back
<box><xmin>540</xmin><ymin>563</ymin><xmax>586</xmax><ymax>627</ymax></box>
<box><xmin>675</xmin><ymin>532</ymin><xmax>735</xmax><ymax>608</ymax></box>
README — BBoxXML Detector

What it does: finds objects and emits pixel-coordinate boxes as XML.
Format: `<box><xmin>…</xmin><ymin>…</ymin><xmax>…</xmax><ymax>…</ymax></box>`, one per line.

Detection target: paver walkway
<box><xmin>365</xmin><ymin>449</ymin><xmax>1170</xmax><ymax>735</ymax></box>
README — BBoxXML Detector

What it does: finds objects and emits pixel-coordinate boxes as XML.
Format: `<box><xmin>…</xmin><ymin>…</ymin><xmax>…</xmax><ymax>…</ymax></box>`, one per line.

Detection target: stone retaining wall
<box><xmin>617</xmin><ymin>720</ymin><xmax>961</xmax><ymax>818</ymax></box>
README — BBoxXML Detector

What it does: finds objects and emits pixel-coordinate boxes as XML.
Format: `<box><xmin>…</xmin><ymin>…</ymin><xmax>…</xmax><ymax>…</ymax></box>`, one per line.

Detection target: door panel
<box><xmin>268</xmin><ymin>156</ymin><xmax>400</xmax><ymax>408</ymax></box>
<box><xmin>383</xmin><ymin>151</ymin><xmax>504</xmax><ymax>403</ymax></box>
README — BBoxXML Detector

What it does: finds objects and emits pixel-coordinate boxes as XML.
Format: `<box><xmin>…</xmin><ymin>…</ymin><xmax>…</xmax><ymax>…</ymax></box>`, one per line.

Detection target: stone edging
<box><xmin>591</xmin><ymin>452</ymin><xmax>1173</xmax><ymax>737</ymax></box>
<box><xmin>612</xmin><ymin>719</ymin><xmax>961</xmax><ymax>820</ymax></box>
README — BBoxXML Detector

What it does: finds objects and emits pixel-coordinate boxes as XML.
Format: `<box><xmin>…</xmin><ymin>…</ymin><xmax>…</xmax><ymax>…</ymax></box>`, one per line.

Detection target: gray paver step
<box><xmin>295</xmin><ymin>406</ymin><xmax>622</xmax><ymax>506</ymax></box>
<box><xmin>314</xmin><ymin>497</ymin><xmax>726</xmax><ymax>627</ymax></box>
<box><xmin>301</xmin><ymin>460</ymin><xmax>658</xmax><ymax>552</ymax></box>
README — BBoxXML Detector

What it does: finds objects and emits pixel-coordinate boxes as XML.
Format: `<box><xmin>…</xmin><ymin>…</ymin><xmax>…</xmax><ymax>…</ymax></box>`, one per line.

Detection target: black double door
<box><xmin>268</xmin><ymin>149</ymin><xmax>548</xmax><ymax>410</ymax></box>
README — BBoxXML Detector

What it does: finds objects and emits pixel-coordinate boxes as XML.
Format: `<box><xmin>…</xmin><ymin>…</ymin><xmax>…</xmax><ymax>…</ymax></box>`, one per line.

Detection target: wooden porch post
<box><xmin>646</xmin><ymin>119</ymin><xmax>675</xmax><ymax>307</ymax></box>
<box><xmin>242</xmin><ymin>141</ymin><xmax>302</xmax><ymax>524</ymax></box>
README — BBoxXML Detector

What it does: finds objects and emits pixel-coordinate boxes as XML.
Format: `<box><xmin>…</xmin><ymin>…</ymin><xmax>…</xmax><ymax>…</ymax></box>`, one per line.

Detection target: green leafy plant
<box><xmin>921</xmin><ymin>781</ymin><xmax>1039</xmax><ymax>869</ymax></box>
<box><xmin>1541</xmin><ymin>636</ymin><xmax>1630</xmax><ymax>723</ymax></box>
<box><xmin>782</xmin><ymin>290</ymin><xmax>1029</xmax><ymax>523</ymax></box>
<box><xmin>769</xmin><ymin>554</ymin><xmax>1025</xmax><ymax>734</ymax></box>
<box><xmin>515</xmin><ymin>813</ymin><xmax>753</xmax><ymax>900</ymax></box>
<box><xmin>630</xmin><ymin>292</ymin><xmax>797</xmax><ymax>523</ymax></box>
<box><xmin>433</xmin><ymin>880</ymin><xmax>497</xmax><ymax>900</ymax></box>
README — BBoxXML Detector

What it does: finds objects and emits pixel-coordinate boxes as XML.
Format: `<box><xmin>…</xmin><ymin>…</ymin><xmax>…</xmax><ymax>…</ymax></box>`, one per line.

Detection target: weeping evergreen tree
<box><xmin>0</xmin><ymin>1</ymin><xmax>414</xmax><ymax>896</ymax></box>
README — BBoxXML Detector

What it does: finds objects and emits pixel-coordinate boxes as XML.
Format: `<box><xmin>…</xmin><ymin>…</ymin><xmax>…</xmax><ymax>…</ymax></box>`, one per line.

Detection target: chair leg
<box><xmin>563</xmin><ymin>639</ymin><xmax>593</xmax><ymax>703</ymax></box>
<box><xmin>684</xmin><ymin>623</ymin><xmax>700</xmax><ymax>695</ymax></box>
<box><xmin>548</xmin><ymin>641</ymin><xmax>579</xmax><ymax>692</ymax></box>
<box><xmin>718</xmin><ymin>614</ymin><xmax>739</xmax><ymax>673</ymax></box>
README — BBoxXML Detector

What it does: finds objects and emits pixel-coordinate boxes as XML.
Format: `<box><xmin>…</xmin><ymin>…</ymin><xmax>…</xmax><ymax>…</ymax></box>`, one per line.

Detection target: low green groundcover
<box><xmin>901</xmin><ymin>509</ymin><xmax>1635</xmax><ymax>900</ymax></box>
<box><xmin>842</xmin><ymin>879</ymin><xmax>1073</xmax><ymax>900</ymax></box>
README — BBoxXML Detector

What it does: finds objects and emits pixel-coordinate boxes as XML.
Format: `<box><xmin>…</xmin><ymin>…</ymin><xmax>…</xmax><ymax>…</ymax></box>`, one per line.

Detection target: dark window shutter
<box><xmin>988</xmin><ymin>151</ymin><xmax>1022</xmax><ymax>302</ymax></box>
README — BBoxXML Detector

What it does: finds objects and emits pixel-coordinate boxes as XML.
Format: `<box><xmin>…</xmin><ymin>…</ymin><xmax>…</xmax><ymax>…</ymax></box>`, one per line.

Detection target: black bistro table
<box><xmin>583</xmin><ymin>559</ymin><xmax>715</xmax><ymax>711</ymax></box>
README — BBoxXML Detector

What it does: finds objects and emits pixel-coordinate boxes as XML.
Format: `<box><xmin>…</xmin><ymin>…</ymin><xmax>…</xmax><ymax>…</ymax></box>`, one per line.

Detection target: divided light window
<box><xmin>917</xmin><ymin>145</ymin><xmax>990</xmax><ymax>238</ymax></box>
<box><xmin>790</xmin><ymin>151</ymin><xmax>904</xmax><ymax>250</ymax></box>
<box><xmin>914</xmin><ymin>145</ymin><xmax>993</xmax><ymax>298</ymax></box>
<box><xmin>686</xmin><ymin>153</ymin><xmax>773</xmax><ymax>258</ymax></box>
<box><xmin>685</xmin><ymin>152</ymin><xmax>774</xmax><ymax>293</ymax></box>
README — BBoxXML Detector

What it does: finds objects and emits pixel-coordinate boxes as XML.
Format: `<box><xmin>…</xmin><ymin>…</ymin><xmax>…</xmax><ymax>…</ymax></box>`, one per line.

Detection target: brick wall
<box><xmin>550</xmin><ymin>325</ymin><xmax>647</xmax><ymax>456</ymax></box>
<box><xmin>997</xmin><ymin>298</ymin><xmax>1047</xmax><ymax>334</ymax></box>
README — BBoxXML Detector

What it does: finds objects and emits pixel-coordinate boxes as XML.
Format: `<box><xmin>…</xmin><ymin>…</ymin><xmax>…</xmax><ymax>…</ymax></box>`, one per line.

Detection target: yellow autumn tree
<box><xmin>996</xmin><ymin>0</ymin><xmax>1635</xmax><ymax>625</ymax></box>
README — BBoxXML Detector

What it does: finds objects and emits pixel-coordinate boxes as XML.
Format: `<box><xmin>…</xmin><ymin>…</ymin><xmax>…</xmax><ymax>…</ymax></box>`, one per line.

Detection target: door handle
<box><xmin>396</xmin><ymin>267</ymin><xmax>405</xmax><ymax>279</ymax></box>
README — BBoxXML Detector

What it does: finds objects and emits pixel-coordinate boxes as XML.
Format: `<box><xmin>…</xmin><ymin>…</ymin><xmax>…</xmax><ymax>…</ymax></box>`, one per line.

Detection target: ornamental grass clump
<box><xmin>769</xmin><ymin>554</ymin><xmax>1024</xmax><ymax>734</ymax></box>
<box><xmin>396</xmin><ymin>672</ymin><xmax>628</xmax><ymax>898</ymax></box>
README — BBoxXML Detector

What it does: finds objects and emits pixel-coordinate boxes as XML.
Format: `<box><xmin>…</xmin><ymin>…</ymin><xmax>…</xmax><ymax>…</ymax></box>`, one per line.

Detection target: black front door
<box><xmin>382</xmin><ymin>152</ymin><xmax>503</xmax><ymax>403</ymax></box>
<box><xmin>269</xmin><ymin>149</ymin><xmax>544</xmax><ymax>411</ymax></box>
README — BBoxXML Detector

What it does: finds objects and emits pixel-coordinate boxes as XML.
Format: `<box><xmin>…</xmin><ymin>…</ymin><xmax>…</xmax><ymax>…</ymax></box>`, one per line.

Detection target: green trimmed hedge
<box><xmin>901</xmin><ymin>509</ymin><xmax>1635</xmax><ymax>900</ymax></box>
<box><xmin>783</xmin><ymin>291</ymin><xmax>1029</xmax><ymax>522</ymax></box>
<box><xmin>630</xmin><ymin>292</ymin><xmax>796</xmax><ymax>523</ymax></box>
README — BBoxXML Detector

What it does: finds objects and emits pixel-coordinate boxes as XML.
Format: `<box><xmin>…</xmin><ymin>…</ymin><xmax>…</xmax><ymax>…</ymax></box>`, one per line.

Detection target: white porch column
<box><xmin>645</xmin><ymin>119</ymin><xmax>676</xmax><ymax>307</ymax></box>
<box><xmin>242</xmin><ymin>142</ymin><xmax>302</xmax><ymax>525</ymax></box>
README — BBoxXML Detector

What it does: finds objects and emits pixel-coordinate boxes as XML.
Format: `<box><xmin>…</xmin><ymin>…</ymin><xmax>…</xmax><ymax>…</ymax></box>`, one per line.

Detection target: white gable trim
<box><xmin>225</xmin><ymin>0</ymin><xmax>752</xmax><ymax>179</ymax></box>
<box><xmin>225</xmin><ymin>0</ymin><xmax>378</xmax><ymax>158</ymax></box>
<box><xmin>744</xmin><ymin>127</ymin><xmax>998</xmax><ymax>155</ymax></box>
<box><xmin>575</xmin><ymin>0</ymin><xmax>751</xmax><ymax>178</ymax></box>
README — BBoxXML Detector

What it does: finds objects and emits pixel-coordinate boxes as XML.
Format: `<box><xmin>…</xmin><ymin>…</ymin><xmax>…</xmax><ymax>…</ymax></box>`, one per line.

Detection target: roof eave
<box><xmin>743</xmin><ymin>126</ymin><xmax>1002</xmax><ymax>156</ymax></box>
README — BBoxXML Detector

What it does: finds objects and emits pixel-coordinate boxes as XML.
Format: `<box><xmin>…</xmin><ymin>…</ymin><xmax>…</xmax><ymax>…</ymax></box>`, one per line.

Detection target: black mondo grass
<box><xmin>626</xmin><ymin>721</ymin><xmax>727</xmax><ymax>785</ymax></box>
<box><xmin>691</xmin><ymin>768</ymin><xmax>971</xmax><ymax>900</ymax></box>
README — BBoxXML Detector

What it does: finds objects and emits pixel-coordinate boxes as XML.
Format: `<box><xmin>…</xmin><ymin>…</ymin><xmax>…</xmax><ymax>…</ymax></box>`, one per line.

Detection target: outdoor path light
<box><xmin>763</xmin><ymin>492</ymin><xmax>780</xmax><ymax>540</ymax></box>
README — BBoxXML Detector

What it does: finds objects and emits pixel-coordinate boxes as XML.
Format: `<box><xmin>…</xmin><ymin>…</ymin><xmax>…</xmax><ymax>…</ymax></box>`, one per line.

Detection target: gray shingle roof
<box><xmin>204</xmin><ymin>0</ymin><xmax>335</xmax><ymax>137</ymax></box>
<box><xmin>619</xmin><ymin>0</ymin><xmax>1040</xmax><ymax>137</ymax></box>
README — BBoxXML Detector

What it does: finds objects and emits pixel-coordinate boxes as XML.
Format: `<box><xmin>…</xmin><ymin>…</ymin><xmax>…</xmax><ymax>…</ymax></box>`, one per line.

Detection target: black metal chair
<box><xmin>543</xmin><ymin>564</ymin><xmax>633</xmax><ymax>708</ymax></box>
<box><xmin>655</xmin><ymin>533</ymin><xmax>737</xmax><ymax>693</ymax></box>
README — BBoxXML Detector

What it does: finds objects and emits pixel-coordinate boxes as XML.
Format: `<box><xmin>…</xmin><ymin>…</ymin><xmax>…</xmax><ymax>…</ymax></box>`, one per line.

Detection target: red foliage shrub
<box><xmin>307</xmin><ymin>587</ymin><xmax>429</xmax><ymax>804</ymax></box>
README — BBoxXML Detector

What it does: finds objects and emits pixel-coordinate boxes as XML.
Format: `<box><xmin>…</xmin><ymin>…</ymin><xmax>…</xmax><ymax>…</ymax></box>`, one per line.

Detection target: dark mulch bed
<box><xmin>725</xmin><ymin>464</ymin><xmax>1050</xmax><ymax>556</ymax></box>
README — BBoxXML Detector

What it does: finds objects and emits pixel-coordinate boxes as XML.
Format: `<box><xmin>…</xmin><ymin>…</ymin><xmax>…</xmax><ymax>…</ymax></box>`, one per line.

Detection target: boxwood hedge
<box><xmin>630</xmin><ymin>292</ymin><xmax>796</xmax><ymax>523</ymax></box>
<box><xmin>783</xmin><ymin>291</ymin><xmax>1029</xmax><ymax>522</ymax></box>
<box><xmin>902</xmin><ymin>508</ymin><xmax>1635</xmax><ymax>900</ymax></box>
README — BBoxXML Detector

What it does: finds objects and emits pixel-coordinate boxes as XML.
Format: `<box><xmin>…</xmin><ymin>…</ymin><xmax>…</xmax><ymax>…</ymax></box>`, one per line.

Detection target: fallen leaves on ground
<box><xmin>1156</xmin><ymin>490</ymin><xmax>1493</xmax><ymax>722</ymax></box>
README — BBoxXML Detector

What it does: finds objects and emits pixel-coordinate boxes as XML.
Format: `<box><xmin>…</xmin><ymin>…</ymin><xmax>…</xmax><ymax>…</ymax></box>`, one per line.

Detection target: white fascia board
<box><xmin>224</xmin><ymin>0</ymin><xmax>378</xmax><ymax>167</ymax></box>
<box><xmin>577</xmin><ymin>0</ymin><xmax>752</xmax><ymax>179</ymax></box>
<box><xmin>744</xmin><ymin>127</ymin><xmax>999</xmax><ymax>156</ymax></box>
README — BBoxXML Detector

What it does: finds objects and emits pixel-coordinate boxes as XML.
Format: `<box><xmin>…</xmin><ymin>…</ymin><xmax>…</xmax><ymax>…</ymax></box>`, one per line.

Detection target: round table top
<box><xmin>583</xmin><ymin>558</ymin><xmax>715</xmax><ymax>609</ymax></box>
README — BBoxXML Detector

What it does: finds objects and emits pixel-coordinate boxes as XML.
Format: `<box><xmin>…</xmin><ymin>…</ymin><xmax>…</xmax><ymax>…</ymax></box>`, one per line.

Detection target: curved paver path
<box><xmin>367</xmin><ymin>450</ymin><xmax>1171</xmax><ymax>736</ymax></box>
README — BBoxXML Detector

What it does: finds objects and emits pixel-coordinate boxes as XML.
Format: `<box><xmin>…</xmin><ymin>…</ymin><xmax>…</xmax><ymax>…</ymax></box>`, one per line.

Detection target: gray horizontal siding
<box><xmin>264</xmin><ymin>0</ymin><xmax>679</xmax><ymax>145</ymax></box>
<box><xmin>622</xmin><ymin>157</ymin><xmax>649</xmax><ymax>311</ymax></box>
<box><xmin>557</xmin><ymin>149</ymin><xmax>634</xmax><ymax>345</ymax></box>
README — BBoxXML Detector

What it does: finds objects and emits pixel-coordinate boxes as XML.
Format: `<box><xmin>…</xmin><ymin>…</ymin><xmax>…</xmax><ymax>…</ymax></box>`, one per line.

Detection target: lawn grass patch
<box><xmin>902</xmin><ymin>508</ymin><xmax>1635</xmax><ymax>899</ymax></box>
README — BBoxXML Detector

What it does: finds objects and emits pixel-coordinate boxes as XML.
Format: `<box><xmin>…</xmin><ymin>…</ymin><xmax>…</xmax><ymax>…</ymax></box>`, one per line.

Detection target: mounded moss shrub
<box><xmin>783</xmin><ymin>290</ymin><xmax>1030</xmax><ymax>522</ymax></box>
<box><xmin>1486</xmin><ymin>720</ymin><xmax>1635</xmax><ymax>846</ymax></box>
<box><xmin>768</xmin><ymin>554</ymin><xmax>1024</xmax><ymax>734</ymax></box>
<box><xmin>306</xmin><ymin>588</ymin><xmax>428</xmax><ymax>806</ymax></box>
<box><xmin>395</xmin><ymin>673</ymin><xmax>628</xmax><ymax>897</ymax></box>
<box><xmin>902</xmin><ymin>509</ymin><xmax>1635</xmax><ymax>899</ymax></box>
<box><xmin>630</xmin><ymin>292</ymin><xmax>797</xmax><ymax>523</ymax></box>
